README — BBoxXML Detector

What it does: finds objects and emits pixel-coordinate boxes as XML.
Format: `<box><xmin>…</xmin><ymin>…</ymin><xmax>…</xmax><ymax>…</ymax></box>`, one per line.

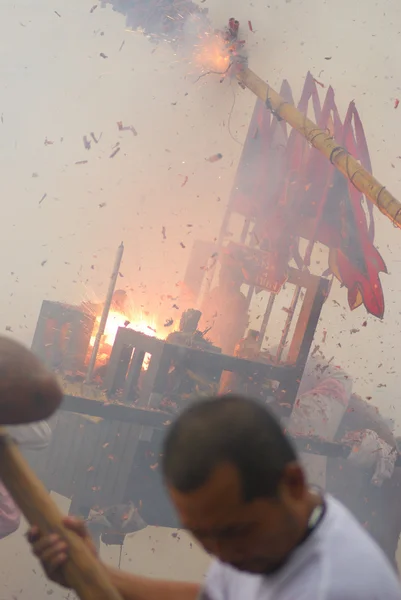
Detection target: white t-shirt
<box><xmin>200</xmin><ymin>495</ymin><xmax>401</xmax><ymax>600</ymax></box>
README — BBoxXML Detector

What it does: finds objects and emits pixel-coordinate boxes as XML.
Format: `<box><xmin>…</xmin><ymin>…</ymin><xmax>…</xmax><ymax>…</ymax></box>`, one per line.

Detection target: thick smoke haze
<box><xmin>1</xmin><ymin>0</ymin><xmax>401</xmax><ymax>422</ymax></box>
<box><xmin>0</xmin><ymin>0</ymin><xmax>401</xmax><ymax>594</ymax></box>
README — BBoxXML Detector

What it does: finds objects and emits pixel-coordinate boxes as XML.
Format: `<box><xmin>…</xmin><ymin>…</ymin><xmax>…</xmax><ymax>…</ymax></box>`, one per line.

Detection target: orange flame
<box><xmin>88</xmin><ymin>309</ymin><xmax>174</xmax><ymax>370</ymax></box>
<box><xmin>193</xmin><ymin>32</ymin><xmax>230</xmax><ymax>74</ymax></box>
<box><xmin>90</xmin><ymin>310</ymin><xmax>161</xmax><ymax>348</ymax></box>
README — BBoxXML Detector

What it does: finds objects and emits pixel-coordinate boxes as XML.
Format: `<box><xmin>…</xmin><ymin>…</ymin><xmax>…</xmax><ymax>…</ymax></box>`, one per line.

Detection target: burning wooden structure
<box><xmin>27</xmin><ymin>64</ymin><xmax>395</xmax><ymax>542</ymax></box>
<box><xmin>28</xmin><ymin>255</ymin><xmax>328</xmax><ymax>530</ymax></box>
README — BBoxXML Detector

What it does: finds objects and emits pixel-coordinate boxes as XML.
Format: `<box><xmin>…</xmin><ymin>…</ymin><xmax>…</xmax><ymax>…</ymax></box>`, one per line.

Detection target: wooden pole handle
<box><xmin>0</xmin><ymin>427</ymin><xmax>123</xmax><ymax>600</ymax></box>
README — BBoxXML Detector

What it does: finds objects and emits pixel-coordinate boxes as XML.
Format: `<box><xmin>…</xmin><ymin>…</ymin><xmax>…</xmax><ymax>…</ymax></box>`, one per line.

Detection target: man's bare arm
<box><xmin>28</xmin><ymin>520</ymin><xmax>203</xmax><ymax>599</ymax></box>
<box><xmin>108</xmin><ymin>567</ymin><xmax>201</xmax><ymax>600</ymax></box>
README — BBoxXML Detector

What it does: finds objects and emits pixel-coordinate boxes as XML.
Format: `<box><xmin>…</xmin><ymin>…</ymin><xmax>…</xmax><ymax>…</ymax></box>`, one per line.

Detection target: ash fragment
<box><xmin>206</xmin><ymin>153</ymin><xmax>222</xmax><ymax>163</ymax></box>
<box><xmin>117</xmin><ymin>121</ymin><xmax>137</xmax><ymax>136</ymax></box>
<box><xmin>110</xmin><ymin>146</ymin><xmax>121</xmax><ymax>158</ymax></box>
<box><xmin>83</xmin><ymin>135</ymin><xmax>91</xmax><ymax>150</ymax></box>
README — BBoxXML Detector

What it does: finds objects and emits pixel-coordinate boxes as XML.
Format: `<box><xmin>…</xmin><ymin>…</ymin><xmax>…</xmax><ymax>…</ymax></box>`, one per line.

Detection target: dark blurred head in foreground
<box><xmin>162</xmin><ymin>394</ymin><xmax>315</xmax><ymax>574</ymax></box>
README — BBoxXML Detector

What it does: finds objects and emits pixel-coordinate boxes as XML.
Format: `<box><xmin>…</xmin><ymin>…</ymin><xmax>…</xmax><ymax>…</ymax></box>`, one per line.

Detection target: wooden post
<box><xmin>86</xmin><ymin>242</ymin><xmax>124</xmax><ymax>383</ymax></box>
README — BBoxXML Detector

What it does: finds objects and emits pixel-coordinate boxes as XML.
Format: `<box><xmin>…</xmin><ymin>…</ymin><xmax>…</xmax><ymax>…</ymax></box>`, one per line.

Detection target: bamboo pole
<box><xmin>0</xmin><ymin>430</ymin><xmax>123</xmax><ymax>600</ymax></box>
<box><xmin>236</xmin><ymin>67</ymin><xmax>401</xmax><ymax>229</ymax></box>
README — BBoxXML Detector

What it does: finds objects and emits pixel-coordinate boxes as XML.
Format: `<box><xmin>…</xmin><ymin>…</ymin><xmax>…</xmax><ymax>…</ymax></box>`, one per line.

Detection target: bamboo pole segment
<box><xmin>237</xmin><ymin>67</ymin><xmax>401</xmax><ymax>229</ymax></box>
<box><xmin>0</xmin><ymin>429</ymin><xmax>123</xmax><ymax>600</ymax></box>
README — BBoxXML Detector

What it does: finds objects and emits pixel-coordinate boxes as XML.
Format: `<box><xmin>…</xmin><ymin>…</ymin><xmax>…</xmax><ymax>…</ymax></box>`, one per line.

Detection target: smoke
<box><xmin>101</xmin><ymin>0</ymin><xmax>211</xmax><ymax>47</ymax></box>
<box><xmin>100</xmin><ymin>1</ymin><xmax>247</xmax><ymax>79</ymax></box>
<box><xmin>297</xmin><ymin>351</ymin><xmax>337</xmax><ymax>396</ymax></box>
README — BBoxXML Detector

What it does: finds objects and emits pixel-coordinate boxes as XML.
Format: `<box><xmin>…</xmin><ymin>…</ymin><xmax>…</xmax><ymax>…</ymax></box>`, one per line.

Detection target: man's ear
<box><xmin>280</xmin><ymin>462</ymin><xmax>306</xmax><ymax>501</ymax></box>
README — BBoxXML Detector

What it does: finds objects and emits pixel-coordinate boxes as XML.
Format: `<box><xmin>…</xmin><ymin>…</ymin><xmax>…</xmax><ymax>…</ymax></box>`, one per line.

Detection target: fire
<box><xmin>88</xmin><ymin>309</ymin><xmax>173</xmax><ymax>370</ymax></box>
<box><xmin>90</xmin><ymin>310</ymin><xmax>160</xmax><ymax>348</ymax></box>
<box><xmin>193</xmin><ymin>32</ymin><xmax>231</xmax><ymax>74</ymax></box>
<box><xmin>90</xmin><ymin>310</ymin><xmax>172</xmax><ymax>347</ymax></box>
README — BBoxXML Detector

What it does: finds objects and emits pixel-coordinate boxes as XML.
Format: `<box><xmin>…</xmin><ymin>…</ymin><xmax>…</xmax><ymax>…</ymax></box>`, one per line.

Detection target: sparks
<box><xmin>193</xmin><ymin>32</ymin><xmax>231</xmax><ymax>74</ymax></box>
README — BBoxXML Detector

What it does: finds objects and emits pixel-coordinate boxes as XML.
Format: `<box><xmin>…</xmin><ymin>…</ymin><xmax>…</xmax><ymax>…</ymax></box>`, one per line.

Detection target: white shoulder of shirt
<box><xmin>200</xmin><ymin>495</ymin><xmax>401</xmax><ymax>600</ymax></box>
<box><xmin>6</xmin><ymin>421</ymin><xmax>52</xmax><ymax>450</ymax></box>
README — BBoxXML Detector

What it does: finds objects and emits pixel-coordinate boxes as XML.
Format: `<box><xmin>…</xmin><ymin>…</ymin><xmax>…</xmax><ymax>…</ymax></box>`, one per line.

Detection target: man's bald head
<box><xmin>162</xmin><ymin>394</ymin><xmax>298</xmax><ymax>502</ymax></box>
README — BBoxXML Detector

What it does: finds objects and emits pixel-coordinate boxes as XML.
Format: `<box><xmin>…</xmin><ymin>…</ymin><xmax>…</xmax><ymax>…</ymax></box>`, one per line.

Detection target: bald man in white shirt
<box><xmin>29</xmin><ymin>396</ymin><xmax>401</xmax><ymax>600</ymax></box>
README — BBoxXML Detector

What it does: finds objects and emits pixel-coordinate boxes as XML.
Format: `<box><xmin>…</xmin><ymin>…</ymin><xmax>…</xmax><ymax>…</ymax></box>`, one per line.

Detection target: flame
<box><xmin>88</xmin><ymin>309</ymin><xmax>174</xmax><ymax>370</ymax></box>
<box><xmin>90</xmin><ymin>310</ymin><xmax>161</xmax><ymax>348</ymax></box>
<box><xmin>193</xmin><ymin>32</ymin><xmax>230</xmax><ymax>74</ymax></box>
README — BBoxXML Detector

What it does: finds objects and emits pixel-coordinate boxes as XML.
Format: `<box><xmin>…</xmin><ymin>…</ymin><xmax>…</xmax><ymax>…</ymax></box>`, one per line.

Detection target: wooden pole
<box><xmin>236</xmin><ymin>67</ymin><xmax>401</xmax><ymax>229</ymax></box>
<box><xmin>86</xmin><ymin>242</ymin><xmax>124</xmax><ymax>383</ymax></box>
<box><xmin>0</xmin><ymin>429</ymin><xmax>123</xmax><ymax>600</ymax></box>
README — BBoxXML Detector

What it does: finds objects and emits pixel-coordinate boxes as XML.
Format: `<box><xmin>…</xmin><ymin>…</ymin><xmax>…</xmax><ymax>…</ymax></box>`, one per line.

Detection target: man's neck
<box><xmin>306</xmin><ymin>488</ymin><xmax>324</xmax><ymax>513</ymax></box>
<box><xmin>262</xmin><ymin>491</ymin><xmax>326</xmax><ymax>576</ymax></box>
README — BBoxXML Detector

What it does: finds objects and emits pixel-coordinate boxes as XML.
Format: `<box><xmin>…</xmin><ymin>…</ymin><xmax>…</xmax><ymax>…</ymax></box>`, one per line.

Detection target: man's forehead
<box><xmin>169</xmin><ymin>463</ymin><xmax>244</xmax><ymax>522</ymax></box>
